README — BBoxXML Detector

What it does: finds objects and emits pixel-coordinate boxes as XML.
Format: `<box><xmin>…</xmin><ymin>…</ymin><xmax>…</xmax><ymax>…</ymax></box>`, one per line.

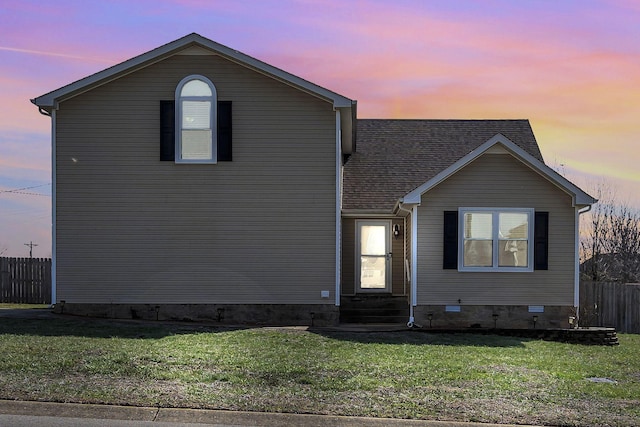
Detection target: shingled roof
<box><xmin>342</xmin><ymin>119</ymin><xmax>543</xmax><ymax>213</ymax></box>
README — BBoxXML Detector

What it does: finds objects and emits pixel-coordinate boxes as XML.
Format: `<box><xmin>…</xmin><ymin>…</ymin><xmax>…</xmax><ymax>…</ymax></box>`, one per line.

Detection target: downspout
<box><xmin>32</xmin><ymin>100</ymin><xmax>56</xmax><ymax>306</ymax></box>
<box><xmin>575</xmin><ymin>204</ymin><xmax>592</xmax><ymax>319</ymax></box>
<box><xmin>30</xmin><ymin>99</ymin><xmax>52</xmax><ymax>118</ymax></box>
<box><xmin>396</xmin><ymin>201</ymin><xmax>418</xmax><ymax>328</ymax></box>
<box><xmin>334</xmin><ymin>110</ymin><xmax>342</xmax><ymax>307</ymax></box>
<box><xmin>51</xmin><ymin>109</ymin><xmax>56</xmax><ymax>307</ymax></box>
<box><xmin>34</xmin><ymin>103</ymin><xmax>58</xmax><ymax>306</ymax></box>
<box><xmin>396</xmin><ymin>202</ymin><xmax>412</xmax><ymax>301</ymax></box>
<box><xmin>409</xmin><ymin>205</ymin><xmax>418</xmax><ymax>327</ymax></box>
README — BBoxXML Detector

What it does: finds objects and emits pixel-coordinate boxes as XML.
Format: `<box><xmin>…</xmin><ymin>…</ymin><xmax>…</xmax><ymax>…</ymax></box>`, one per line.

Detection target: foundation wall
<box><xmin>54</xmin><ymin>303</ymin><xmax>339</xmax><ymax>327</ymax></box>
<box><xmin>414</xmin><ymin>305</ymin><xmax>574</xmax><ymax>329</ymax></box>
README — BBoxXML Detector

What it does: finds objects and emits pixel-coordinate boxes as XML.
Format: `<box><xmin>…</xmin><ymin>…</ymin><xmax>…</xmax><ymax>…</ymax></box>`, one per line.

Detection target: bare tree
<box><xmin>580</xmin><ymin>182</ymin><xmax>640</xmax><ymax>283</ymax></box>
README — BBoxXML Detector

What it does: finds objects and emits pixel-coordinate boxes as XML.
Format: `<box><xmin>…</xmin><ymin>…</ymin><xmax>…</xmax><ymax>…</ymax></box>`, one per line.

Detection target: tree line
<box><xmin>580</xmin><ymin>183</ymin><xmax>640</xmax><ymax>283</ymax></box>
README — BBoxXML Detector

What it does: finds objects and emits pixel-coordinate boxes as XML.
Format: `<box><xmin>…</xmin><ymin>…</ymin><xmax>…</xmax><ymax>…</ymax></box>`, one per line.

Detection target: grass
<box><xmin>0</xmin><ymin>316</ymin><xmax>638</xmax><ymax>426</ymax></box>
<box><xmin>0</xmin><ymin>303</ymin><xmax>50</xmax><ymax>309</ymax></box>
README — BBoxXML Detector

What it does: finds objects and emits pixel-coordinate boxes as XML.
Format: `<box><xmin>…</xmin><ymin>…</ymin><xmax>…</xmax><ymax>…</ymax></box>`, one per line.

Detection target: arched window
<box><xmin>175</xmin><ymin>75</ymin><xmax>217</xmax><ymax>163</ymax></box>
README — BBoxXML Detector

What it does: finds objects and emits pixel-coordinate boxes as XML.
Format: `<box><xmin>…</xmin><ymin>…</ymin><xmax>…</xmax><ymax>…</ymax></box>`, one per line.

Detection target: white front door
<box><xmin>356</xmin><ymin>220</ymin><xmax>391</xmax><ymax>292</ymax></box>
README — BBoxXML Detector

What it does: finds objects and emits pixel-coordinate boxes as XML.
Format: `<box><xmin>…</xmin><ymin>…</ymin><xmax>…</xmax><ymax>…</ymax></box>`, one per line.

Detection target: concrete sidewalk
<box><xmin>0</xmin><ymin>400</ymin><xmax>541</xmax><ymax>427</ymax></box>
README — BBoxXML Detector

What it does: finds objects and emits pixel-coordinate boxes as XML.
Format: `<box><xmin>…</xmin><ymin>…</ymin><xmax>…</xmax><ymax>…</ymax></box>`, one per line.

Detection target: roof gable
<box><xmin>402</xmin><ymin>133</ymin><xmax>596</xmax><ymax>207</ymax></box>
<box><xmin>32</xmin><ymin>33</ymin><xmax>354</xmax><ymax>110</ymax></box>
<box><xmin>32</xmin><ymin>33</ymin><xmax>356</xmax><ymax>153</ymax></box>
<box><xmin>343</xmin><ymin>119</ymin><xmax>547</xmax><ymax>213</ymax></box>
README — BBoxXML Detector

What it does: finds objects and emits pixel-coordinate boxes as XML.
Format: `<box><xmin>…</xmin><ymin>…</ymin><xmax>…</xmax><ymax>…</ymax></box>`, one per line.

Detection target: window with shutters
<box><xmin>175</xmin><ymin>75</ymin><xmax>217</xmax><ymax>163</ymax></box>
<box><xmin>458</xmin><ymin>208</ymin><xmax>534</xmax><ymax>272</ymax></box>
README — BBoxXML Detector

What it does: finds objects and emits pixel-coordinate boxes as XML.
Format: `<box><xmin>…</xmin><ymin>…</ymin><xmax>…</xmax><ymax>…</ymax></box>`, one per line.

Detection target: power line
<box><xmin>0</xmin><ymin>183</ymin><xmax>51</xmax><ymax>195</ymax></box>
<box><xmin>3</xmin><ymin>190</ymin><xmax>50</xmax><ymax>197</ymax></box>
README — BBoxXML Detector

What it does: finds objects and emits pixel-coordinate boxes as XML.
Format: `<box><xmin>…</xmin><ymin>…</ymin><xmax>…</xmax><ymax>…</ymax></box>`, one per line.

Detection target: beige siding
<box><xmin>391</xmin><ymin>218</ymin><xmax>406</xmax><ymax>295</ymax></box>
<box><xmin>55</xmin><ymin>54</ymin><xmax>337</xmax><ymax>304</ymax></box>
<box><xmin>417</xmin><ymin>153</ymin><xmax>576</xmax><ymax>306</ymax></box>
<box><xmin>340</xmin><ymin>217</ymin><xmax>407</xmax><ymax>296</ymax></box>
<box><xmin>341</xmin><ymin>218</ymin><xmax>356</xmax><ymax>295</ymax></box>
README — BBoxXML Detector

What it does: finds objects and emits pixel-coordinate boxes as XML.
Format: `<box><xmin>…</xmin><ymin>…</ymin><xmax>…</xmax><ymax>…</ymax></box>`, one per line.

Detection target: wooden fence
<box><xmin>580</xmin><ymin>281</ymin><xmax>640</xmax><ymax>334</ymax></box>
<box><xmin>0</xmin><ymin>257</ymin><xmax>52</xmax><ymax>304</ymax></box>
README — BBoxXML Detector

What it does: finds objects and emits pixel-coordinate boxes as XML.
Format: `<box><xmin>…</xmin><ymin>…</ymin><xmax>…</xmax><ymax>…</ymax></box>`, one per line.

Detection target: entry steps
<box><xmin>340</xmin><ymin>295</ymin><xmax>409</xmax><ymax>323</ymax></box>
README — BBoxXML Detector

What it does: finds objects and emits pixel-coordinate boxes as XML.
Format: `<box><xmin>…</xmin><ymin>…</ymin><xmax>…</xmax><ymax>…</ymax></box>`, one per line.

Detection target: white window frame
<box><xmin>175</xmin><ymin>75</ymin><xmax>217</xmax><ymax>164</ymax></box>
<box><xmin>458</xmin><ymin>207</ymin><xmax>534</xmax><ymax>272</ymax></box>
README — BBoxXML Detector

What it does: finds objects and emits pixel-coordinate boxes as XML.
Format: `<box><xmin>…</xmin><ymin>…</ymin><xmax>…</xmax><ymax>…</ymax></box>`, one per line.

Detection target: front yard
<box><xmin>0</xmin><ymin>314</ymin><xmax>638</xmax><ymax>426</ymax></box>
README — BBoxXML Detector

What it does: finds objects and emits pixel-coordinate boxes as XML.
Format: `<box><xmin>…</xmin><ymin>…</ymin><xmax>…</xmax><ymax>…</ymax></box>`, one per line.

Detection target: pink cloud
<box><xmin>0</xmin><ymin>46</ymin><xmax>114</xmax><ymax>64</ymax></box>
<box><xmin>0</xmin><ymin>132</ymin><xmax>51</xmax><ymax>180</ymax></box>
<box><xmin>1</xmin><ymin>0</ymin><xmax>639</xmax><ymax>253</ymax></box>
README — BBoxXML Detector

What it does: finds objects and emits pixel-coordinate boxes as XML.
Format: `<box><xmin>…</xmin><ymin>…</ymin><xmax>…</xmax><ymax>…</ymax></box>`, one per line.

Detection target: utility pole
<box><xmin>24</xmin><ymin>241</ymin><xmax>38</xmax><ymax>258</ymax></box>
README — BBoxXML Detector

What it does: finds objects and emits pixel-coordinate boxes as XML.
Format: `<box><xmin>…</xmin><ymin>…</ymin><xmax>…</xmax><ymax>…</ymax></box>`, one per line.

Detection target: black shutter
<box><xmin>443</xmin><ymin>210</ymin><xmax>458</xmax><ymax>269</ymax></box>
<box><xmin>534</xmin><ymin>211</ymin><xmax>549</xmax><ymax>270</ymax></box>
<box><xmin>160</xmin><ymin>100</ymin><xmax>175</xmax><ymax>161</ymax></box>
<box><xmin>217</xmin><ymin>101</ymin><xmax>232</xmax><ymax>161</ymax></box>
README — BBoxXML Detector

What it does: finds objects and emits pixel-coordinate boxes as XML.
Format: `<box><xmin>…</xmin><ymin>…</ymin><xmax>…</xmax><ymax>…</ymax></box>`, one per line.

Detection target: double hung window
<box><xmin>175</xmin><ymin>75</ymin><xmax>217</xmax><ymax>163</ymax></box>
<box><xmin>459</xmin><ymin>208</ymin><xmax>534</xmax><ymax>272</ymax></box>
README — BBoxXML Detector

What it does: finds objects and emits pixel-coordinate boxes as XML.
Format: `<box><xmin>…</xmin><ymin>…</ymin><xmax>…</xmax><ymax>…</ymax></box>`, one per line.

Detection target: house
<box><xmin>32</xmin><ymin>33</ymin><xmax>596</xmax><ymax>328</ymax></box>
<box><xmin>342</xmin><ymin>121</ymin><xmax>595</xmax><ymax>328</ymax></box>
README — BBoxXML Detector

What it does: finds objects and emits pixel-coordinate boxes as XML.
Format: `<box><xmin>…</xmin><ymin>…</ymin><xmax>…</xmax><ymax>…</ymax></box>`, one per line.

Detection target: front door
<box><xmin>356</xmin><ymin>220</ymin><xmax>391</xmax><ymax>292</ymax></box>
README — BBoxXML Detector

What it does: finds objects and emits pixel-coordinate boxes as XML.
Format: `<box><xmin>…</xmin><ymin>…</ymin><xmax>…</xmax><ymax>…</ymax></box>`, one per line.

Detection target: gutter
<box><xmin>335</xmin><ymin>110</ymin><xmax>342</xmax><ymax>307</ymax></box>
<box><xmin>578</xmin><ymin>205</ymin><xmax>592</xmax><ymax>215</ymax></box>
<box><xmin>395</xmin><ymin>202</ymin><xmax>411</xmax><ymax>308</ymax></box>
<box><xmin>574</xmin><ymin>204</ymin><xmax>593</xmax><ymax>315</ymax></box>
<box><xmin>397</xmin><ymin>201</ymin><xmax>419</xmax><ymax>328</ymax></box>
<box><xmin>31</xmin><ymin>97</ymin><xmax>56</xmax><ymax>305</ymax></box>
<box><xmin>31</xmin><ymin>99</ymin><xmax>51</xmax><ymax>117</ymax></box>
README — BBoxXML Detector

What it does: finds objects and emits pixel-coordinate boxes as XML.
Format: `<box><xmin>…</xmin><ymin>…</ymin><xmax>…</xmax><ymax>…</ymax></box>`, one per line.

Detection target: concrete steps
<box><xmin>340</xmin><ymin>295</ymin><xmax>409</xmax><ymax>324</ymax></box>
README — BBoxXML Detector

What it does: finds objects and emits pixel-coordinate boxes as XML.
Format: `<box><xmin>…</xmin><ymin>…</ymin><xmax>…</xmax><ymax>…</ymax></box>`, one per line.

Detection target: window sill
<box><xmin>175</xmin><ymin>159</ymin><xmax>218</xmax><ymax>164</ymax></box>
<box><xmin>458</xmin><ymin>267</ymin><xmax>534</xmax><ymax>273</ymax></box>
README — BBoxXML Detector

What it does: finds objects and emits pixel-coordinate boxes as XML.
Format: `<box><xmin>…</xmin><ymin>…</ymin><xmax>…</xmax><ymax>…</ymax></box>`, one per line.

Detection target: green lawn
<box><xmin>0</xmin><ymin>303</ymin><xmax>50</xmax><ymax>309</ymax></box>
<box><xmin>0</xmin><ymin>316</ymin><xmax>638</xmax><ymax>426</ymax></box>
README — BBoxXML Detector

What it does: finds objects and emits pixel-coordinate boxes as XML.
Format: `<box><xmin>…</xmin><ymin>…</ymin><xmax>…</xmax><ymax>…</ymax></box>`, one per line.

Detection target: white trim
<box><xmin>403</xmin><ymin>216</ymin><xmax>407</xmax><ymax>296</ymax></box>
<box><xmin>402</xmin><ymin>134</ymin><xmax>596</xmax><ymax>207</ymax></box>
<box><xmin>51</xmin><ymin>110</ymin><xmax>57</xmax><ymax>305</ymax></box>
<box><xmin>411</xmin><ymin>205</ymin><xmax>418</xmax><ymax>306</ymax></box>
<box><xmin>342</xmin><ymin>211</ymin><xmax>398</xmax><ymax>218</ymax></box>
<box><xmin>458</xmin><ymin>207</ymin><xmax>534</xmax><ymax>273</ymax></box>
<box><xmin>355</xmin><ymin>220</ymin><xmax>392</xmax><ymax>293</ymax></box>
<box><xmin>175</xmin><ymin>75</ymin><xmax>217</xmax><ymax>164</ymax></box>
<box><xmin>574</xmin><ymin>208</ymin><xmax>580</xmax><ymax>308</ymax></box>
<box><xmin>33</xmin><ymin>33</ymin><xmax>353</xmax><ymax>109</ymax></box>
<box><xmin>335</xmin><ymin>110</ymin><xmax>341</xmax><ymax>306</ymax></box>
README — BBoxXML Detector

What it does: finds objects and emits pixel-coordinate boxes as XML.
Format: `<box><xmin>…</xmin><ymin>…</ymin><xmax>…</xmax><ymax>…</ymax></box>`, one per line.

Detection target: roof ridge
<box><xmin>344</xmin><ymin>119</ymin><xmax>544</xmax><ymax>212</ymax></box>
<box><xmin>33</xmin><ymin>33</ymin><xmax>355</xmax><ymax>109</ymax></box>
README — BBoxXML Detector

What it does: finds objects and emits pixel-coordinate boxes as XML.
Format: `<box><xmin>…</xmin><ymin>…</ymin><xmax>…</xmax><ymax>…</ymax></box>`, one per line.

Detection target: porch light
<box><xmin>393</xmin><ymin>224</ymin><xmax>401</xmax><ymax>238</ymax></box>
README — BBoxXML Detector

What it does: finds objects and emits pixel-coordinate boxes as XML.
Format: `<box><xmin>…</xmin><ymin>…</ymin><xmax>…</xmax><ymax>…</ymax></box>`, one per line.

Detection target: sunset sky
<box><xmin>1</xmin><ymin>0</ymin><xmax>639</xmax><ymax>257</ymax></box>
